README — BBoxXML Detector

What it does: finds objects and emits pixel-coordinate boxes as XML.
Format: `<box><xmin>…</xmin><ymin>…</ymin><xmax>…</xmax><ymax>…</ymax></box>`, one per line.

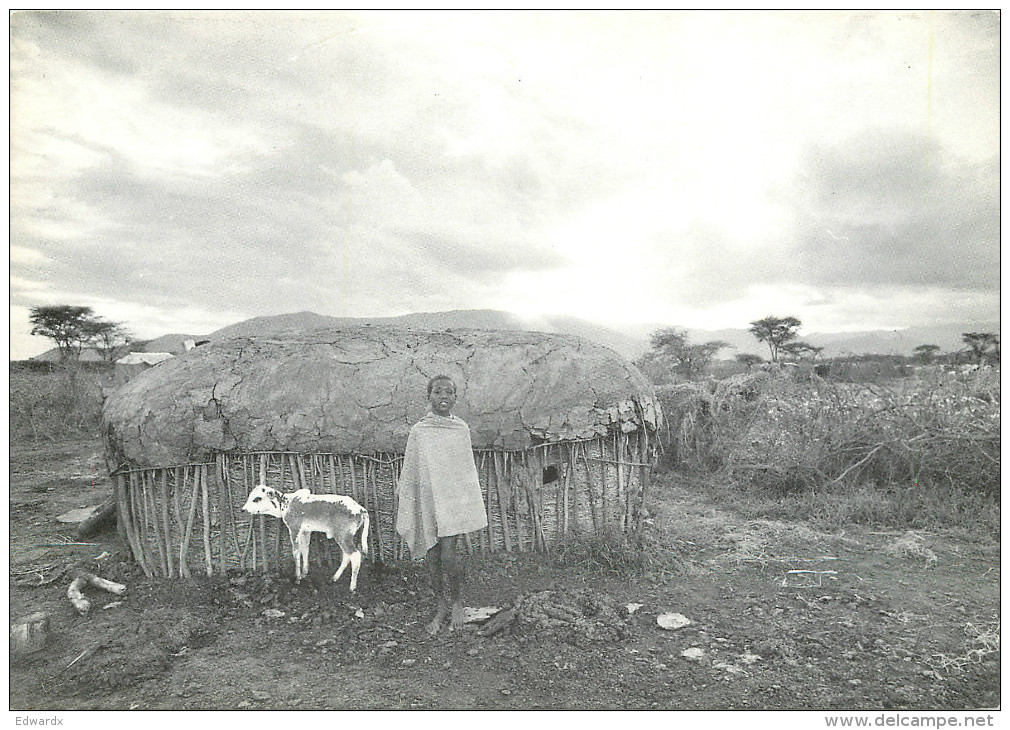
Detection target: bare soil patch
<box><xmin>9</xmin><ymin>437</ymin><xmax>999</xmax><ymax>710</ymax></box>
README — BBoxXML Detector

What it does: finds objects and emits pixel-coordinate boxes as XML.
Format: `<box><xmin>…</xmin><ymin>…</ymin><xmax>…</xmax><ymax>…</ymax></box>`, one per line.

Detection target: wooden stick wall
<box><xmin>113</xmin><ymin>432</ymin><xmax>654</xmax><ymax>578</ymax></box>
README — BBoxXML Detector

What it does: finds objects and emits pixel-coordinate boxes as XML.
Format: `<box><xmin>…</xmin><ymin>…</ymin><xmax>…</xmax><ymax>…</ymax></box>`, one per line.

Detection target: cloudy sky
<box><xmin>9</xmin><ymin>10</ymin><xmax>1000</xmax><ymax>359</ymax></box>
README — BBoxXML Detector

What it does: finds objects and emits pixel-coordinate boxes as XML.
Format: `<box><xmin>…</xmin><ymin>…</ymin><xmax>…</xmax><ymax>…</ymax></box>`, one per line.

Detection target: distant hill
<box><xmin>673</xmin><ymin>322</ymin><xmax>1002</xmax><ymax>359</ymax></box>
<box><xmin>22</xmin><ymin>312</ymin><xmax>998</xmax><ymax>364</ymax></box>
<box><xmin>209</xmin><ymin>312</ymin><xmax>348</xmax><ymax>341</ymax></box>
<box><xmin>805</xmin><ymin>324</ymin><xmax>1001</xmax><ymax>358</ymax></box>
<box><xmin>29</xmin><ymin>347</ymin><xmax>108</xmax><ymax>363</ymax></box>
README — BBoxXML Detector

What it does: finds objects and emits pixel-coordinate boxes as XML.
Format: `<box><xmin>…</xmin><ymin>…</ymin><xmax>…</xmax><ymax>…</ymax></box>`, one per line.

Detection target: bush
<box><xmin>656</xmin><ymin>368</ymin><xmax>1000</xmax><ymax>504</ymax></box>
<box><xmin>9</xmin><ymin>364</ymin><xmax>111</xmax><ymax>441</ymax></box>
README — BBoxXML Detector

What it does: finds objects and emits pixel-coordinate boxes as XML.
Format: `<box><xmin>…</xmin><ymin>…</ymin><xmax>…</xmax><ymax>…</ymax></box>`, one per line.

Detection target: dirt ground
<box><xmin>9</xmin><ymin>437</ymin><xmax>1000</xmax><ymax>711</ymax></box>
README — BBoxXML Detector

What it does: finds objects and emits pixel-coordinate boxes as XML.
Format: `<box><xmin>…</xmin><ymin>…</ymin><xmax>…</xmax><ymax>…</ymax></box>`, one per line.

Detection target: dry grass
<box><xmin>884</xmin><ymin>531</ymin><xmax>939</xmax><ymax>567</ymax></box>
<box><xmin>929</xmin><ymin>617</ymin><xmax>1001</xmax><ymax>674</ymax></box>
<box><xmin>9</xmin><ymin>365</ymin><xmax>110</xmax><ymax>441</ymax></box>
<box><xmin>654</xmin><ymin>368</ymin><xmax>1000</xmax><ymax>533</ymax></box>
<box><xmin>545</xmin><ymin>532</ymin><xmax>645</xmax><ymax>578</ymax></box>
<box><xmin>636</xmin><ymin>474</ymin><xmax>859</xmax><ymax>581</ymax></box>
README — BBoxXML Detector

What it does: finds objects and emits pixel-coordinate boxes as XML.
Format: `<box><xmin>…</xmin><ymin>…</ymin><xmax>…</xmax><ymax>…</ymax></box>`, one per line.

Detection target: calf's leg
<box><xmin>297</xmin><ymin>532</ymin><xmax>311</xmax><ymax>582</ymax></box>
<box><xmin>288</xmin><ymin>531</ymin><xmax>302</xmax><ymax>581</ymax></box>
<box><xmin>331</xmin><ymin>544</ymin><xmax>351</xmax><ymax>585</ymax></box>
<box><xmin>348</xmin><ymin>550</ymin><xmax>362</xmax><ymax>592</ymax></box>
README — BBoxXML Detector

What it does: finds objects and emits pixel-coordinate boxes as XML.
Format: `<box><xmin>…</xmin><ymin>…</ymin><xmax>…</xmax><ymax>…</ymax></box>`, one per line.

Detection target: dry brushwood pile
<box><xmin>479</xmin><ymin>589</ymin><xmax>632</xmax><ymax>646</ymax></box>
<box><xmin>655</xmin><ymin>368</ymin><xmax>1000</xmax><ymax>495</ymax></box>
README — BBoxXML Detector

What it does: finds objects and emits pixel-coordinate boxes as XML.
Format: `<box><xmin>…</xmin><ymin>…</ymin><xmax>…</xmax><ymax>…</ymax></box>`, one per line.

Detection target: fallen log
<box><xmin>73</xmin><ymin>498</ymin><xmax>118</xmax><ymax>540</ymax></box>
<box><xmin>67</xmin><ymin>577</ymin><xmax>90</xmax><ymax>615</ymax></box>
<box><xmin>67</xmin><ymin>571</ymin><xmax>127</xmax><ymax>616</ymax></box>
<box><xmin>478</xmin><ymin>605</ymin><xmax>518</xmax><ymax>637</ymax></box>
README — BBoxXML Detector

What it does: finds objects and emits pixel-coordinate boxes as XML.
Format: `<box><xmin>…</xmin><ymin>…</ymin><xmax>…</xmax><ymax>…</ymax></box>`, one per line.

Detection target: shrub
<box><xmin>9</xmin><ymin>364</ymin><xmax>111</xmax><ymax>441</ymax></box>
<box><xmin>656</xmin><ymin>368</ymin><xmax>1000</xmax><ymax>503</ymax></box>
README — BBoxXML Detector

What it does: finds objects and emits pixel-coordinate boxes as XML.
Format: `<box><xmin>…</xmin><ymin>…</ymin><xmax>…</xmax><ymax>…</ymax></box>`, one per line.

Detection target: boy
<box><xmin>396</xmin><ymin>375</ymin><xmax>488</xmax><ymax>634</ymax></box>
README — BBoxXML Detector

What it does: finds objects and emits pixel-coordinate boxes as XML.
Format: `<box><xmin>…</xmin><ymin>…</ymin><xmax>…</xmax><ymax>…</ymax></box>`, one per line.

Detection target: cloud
<box><xmin>575</xmin><ymin>128</ymin><xmax>1000</xmax><ymax>329</ymax></box>
<box><xmin>11</xmin><ymin>121</ymin><xmax>570</xmax><ymax>325</ymax></box>
<box><xmin>7</xmin><ymin>11</ymin><xmax>1001</xmax><ymax>359</ymax></box>
<box><xmin>789</xmin><ymin>130</ymin><xmax>999</xmax><ymax>291</ymax></box>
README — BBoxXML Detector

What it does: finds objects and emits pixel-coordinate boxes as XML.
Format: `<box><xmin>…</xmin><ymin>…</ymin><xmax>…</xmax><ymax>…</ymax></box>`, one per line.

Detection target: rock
<box><xmin>10</xmin><ymin>612</ymin><xmax>50</xmax><ymax>655</ymax></box>
<box><xmin>657</xmin><ymin>612</ymin><xmax>692</xmax><ymax>630</ymax></box>
<box><xmin>626</xmin><ymin>603</ymin><xmax>644</xmax><ymax>615</ymax></box>
<box><xmin>262</xmin><ymin>609</ymin><xmax>285</xmax><ymax>619</ymax></box>
<box><xmin>714</xmin><ymin>661</ymin><xmax>747</xmax><ymax>676</ymax></box>
<box><xmin>401</xmin><ymin>658</ymin><xmax>416</xmax><ymax>667</ymax></box>
<box><xmin>252</xmin><ymin>691</ymin><xmax>271</xmax><ymax>702</ymax></box>
<box><xmin>56</xmin><ymin>506</ymin><xmax>103</xmax><ymax>524</ymax></box>
<box><xmin>463</xmin><ymin>606</ymin><xmax>499</xmax><ymax>623</ymax></box>
<box><xmin>681</xmin><ymin>647</ymin><xmax>705</xmax><ymax>661</ymax></box>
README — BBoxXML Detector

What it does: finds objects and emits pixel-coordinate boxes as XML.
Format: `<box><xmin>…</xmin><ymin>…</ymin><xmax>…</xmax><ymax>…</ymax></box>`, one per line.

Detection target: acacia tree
<box><xmin>29</xmin><ymin>305</ymin><xmax>96</xmax><ymax>363</ymax></box>
<box><xmin>962</xmin><ymin>332</ymin><xmax>1000</xmax><ymax>366</ymax></box>
<box><xmin>83</xmin><ymin>318</ymin><xmax>132</xmax><ymax>361</ymax></box>
<box><xmin>913</xmin><ymin>344</ymin><xmax>941</xmax><ymax>365</ymax></box>
<box><xmin>29</xmin><ymin>305</ymin><xmax>130</xmax><ymax>363</ymax></box>
<box><xmin>780</xmin><ymin>341</ymin><xmax>823</xmax><ymax>362</ymax></box>
<box><xmin>748</xmin><ymin>316</ymin><xmax>802</xmax><ymax>363</ymax></box>
<box><xmin>648</xmin><ymin>327</ymin><xmax>690</xmax><ymax>357</ymax></box>
<box><xmin>637</xmin><ymin>327</ymin><xmax>730</xmax><ymax>382</ymax></box>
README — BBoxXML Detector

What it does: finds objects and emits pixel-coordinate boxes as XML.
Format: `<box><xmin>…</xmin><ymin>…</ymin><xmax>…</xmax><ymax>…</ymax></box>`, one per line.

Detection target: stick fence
<box><xmin>113</xmin><ymin>431</ymin><xmax>655</xmax><ymax>578</ymax></box>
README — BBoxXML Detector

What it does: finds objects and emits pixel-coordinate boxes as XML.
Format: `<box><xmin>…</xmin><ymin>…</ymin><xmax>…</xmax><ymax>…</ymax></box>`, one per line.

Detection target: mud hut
<box><xmin>101</xmin><ymin>326</ymin><xmax>662</xmax><ymax>578</ymax></box>
<box><xmin>113</xmin><ymin>352</ymin><xmax>175</xmax><ymax>389</ymax></box>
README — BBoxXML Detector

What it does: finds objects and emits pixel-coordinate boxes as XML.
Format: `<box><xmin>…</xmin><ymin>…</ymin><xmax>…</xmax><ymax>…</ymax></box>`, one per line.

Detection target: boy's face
<box><xmin>428</xmin><ymin>379</ymin><xmax>456</xmax><ymax>416</ymax></box>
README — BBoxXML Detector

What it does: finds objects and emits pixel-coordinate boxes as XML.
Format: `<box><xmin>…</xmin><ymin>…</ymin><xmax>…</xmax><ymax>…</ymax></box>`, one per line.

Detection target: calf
<box><xmin>241</xmin><ymin>484</ymin><xmax>370</xmax><ymax>591</ymax></box>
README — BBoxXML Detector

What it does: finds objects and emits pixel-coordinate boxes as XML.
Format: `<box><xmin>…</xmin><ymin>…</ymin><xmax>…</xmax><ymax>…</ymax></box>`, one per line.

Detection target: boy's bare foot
<box><xmin>426</xmin><ymin>603</ymin><xmax>449</xmax><ymax>636</ymax></box>
<box><xmin>449</xmin><ymin>600</ymin><xmax>465</xmax><ymax>632</ymax></box>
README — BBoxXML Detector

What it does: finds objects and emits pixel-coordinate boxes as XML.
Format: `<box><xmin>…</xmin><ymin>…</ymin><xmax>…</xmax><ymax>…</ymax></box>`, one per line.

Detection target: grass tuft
<box><xmin>544</xmin><ymin>532</ymin><xmax>645</xmax><ymax>579</ymax></box>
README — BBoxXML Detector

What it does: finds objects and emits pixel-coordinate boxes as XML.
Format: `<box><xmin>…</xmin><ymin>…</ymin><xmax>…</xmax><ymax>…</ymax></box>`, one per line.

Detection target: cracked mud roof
<box><xmin>101</xmin><ymin>326</ymin><xmax>661</xmax><ymax>468</ymax></box>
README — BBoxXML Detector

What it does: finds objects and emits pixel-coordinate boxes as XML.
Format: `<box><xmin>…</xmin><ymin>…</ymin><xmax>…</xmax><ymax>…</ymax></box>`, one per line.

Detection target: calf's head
<box><xmin>241</xmin><ymin>484</ymin><xmax>286</xmax><ymax>518</ymax></box>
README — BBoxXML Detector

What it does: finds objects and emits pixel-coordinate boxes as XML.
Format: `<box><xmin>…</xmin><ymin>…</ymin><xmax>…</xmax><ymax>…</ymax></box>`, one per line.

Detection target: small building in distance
<box><xmin>113</xmin><ymin>352</ymin><xmax>175</xmax><ymax>389</ymax></box>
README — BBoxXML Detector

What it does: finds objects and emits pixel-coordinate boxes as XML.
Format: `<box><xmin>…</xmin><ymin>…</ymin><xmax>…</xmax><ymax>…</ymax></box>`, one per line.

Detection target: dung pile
<box><xmin>479</xmin><ymin>589</ymin><xmax>632</xmax><ymax>646</ymax></box>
